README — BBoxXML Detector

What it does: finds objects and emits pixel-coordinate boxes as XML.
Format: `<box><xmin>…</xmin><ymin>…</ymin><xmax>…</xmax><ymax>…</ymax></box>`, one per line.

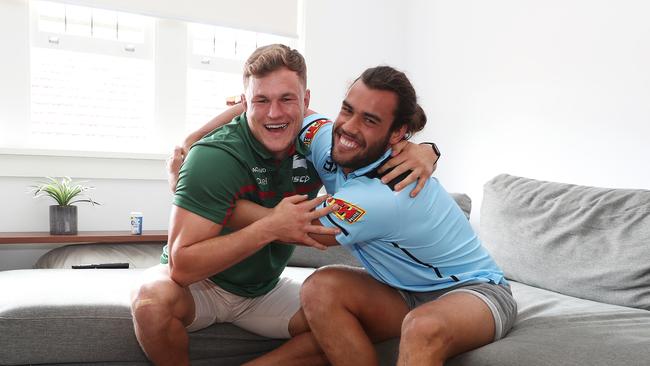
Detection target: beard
<box><xmin>331</xmin><ymin>126</ymin><xmax>391</xmax><ymax>171</ymax></box>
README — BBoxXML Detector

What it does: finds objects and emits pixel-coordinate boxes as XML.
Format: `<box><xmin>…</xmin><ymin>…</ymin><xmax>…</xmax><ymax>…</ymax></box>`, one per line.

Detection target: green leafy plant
<box><xmin>31</xmin><ymin>177</ymin><xmax>100</xmax><ymax>206</ymax></box>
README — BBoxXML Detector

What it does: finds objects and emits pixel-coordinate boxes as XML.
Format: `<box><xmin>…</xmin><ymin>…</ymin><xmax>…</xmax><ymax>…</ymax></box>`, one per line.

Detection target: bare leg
<box><xmin>130</xmin><ymin>264</ymin><xmax>195</xmax><ymax>366</ymax></box>
<box><xmin>300</xmin><ymin>266</ymin><xmax>410</xmax><ymax>366</ymax></box>
<box><xmin>243</xmin><ymin>308</ymin><xmax>329</xmax><ymax>366</ymax></box>
<box><xmin>397</xmin><ymin>292</ymin><xmax>495</xmax><ymax>366</ymax></box>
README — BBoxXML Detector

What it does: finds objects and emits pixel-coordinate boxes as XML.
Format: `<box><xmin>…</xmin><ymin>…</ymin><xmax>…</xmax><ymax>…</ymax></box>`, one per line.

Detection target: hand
<box><xmin>263</xmin><ymin>195</ymin><xmax>340</xmax><ymax>250</ymax></box>
<box><xmin>377</xmin><ymin>141</ymin><xmax>439</xmax><ymax>197</ymax></box>
<box><xmin>167</xmin><ymin>145</ymin><xmax>187</xmax><ymax>193</ymax></box>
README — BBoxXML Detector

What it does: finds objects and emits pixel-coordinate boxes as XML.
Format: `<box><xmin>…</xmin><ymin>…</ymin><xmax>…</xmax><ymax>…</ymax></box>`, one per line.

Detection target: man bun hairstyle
<box><xmin>243</xmin><ymin>44</ymin><xmax>307</xmax><ymax>89</ymax></box>
<box><xmin>358</xmin><ymin>66</ymin><xmax>426</xmax><ymax>139</ymax></box>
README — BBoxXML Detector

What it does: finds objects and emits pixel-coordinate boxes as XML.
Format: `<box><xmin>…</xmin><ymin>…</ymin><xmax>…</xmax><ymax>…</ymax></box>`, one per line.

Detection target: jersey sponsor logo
<box><xmin>293</xmin><ymin>175</ymin><xmax>311</xmax><ymax>183</ymax></box>
<box><xmin>323</xmin><ymin>158</ymin><xmax>337</xmax><ymax>173</ymax></box>
<box><xmin>251</xmin><ymin>167</ymin><xmax>267</xmax><ymax>174</ymax></box>
<box><xmin>303</xmin><ymin>119</ymin><xmax>331</xmax><ymax>146</ymax></box>
<box><xmin>326</xmin><ymin>197</ymin><xmax>366</xmax><ymax>224</ymax></box>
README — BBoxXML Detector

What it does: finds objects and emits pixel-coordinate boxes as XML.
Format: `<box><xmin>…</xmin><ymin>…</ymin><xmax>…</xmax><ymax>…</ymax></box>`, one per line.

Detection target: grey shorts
<box><xmin>398</xmin><ymin>282</ymin><xmax>517</xmax><ymax>341</ymax></box>
<box><xmin>185</xmin><ymin>276</ymin><xmax>302</xmax><ymax>339</ymax></box>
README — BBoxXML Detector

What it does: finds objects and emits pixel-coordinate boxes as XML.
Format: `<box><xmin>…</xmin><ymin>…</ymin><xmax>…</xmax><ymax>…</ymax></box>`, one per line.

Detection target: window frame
<box><xmin>0</xmin><ymin>0</ymin><xmax>300</xmax><ymax>180</ymax></box>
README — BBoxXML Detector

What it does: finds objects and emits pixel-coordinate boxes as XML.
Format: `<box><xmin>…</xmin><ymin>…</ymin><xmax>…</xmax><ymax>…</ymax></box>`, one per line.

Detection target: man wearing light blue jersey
<box><xmin>239</xmin><ymin>66</ymin><xmax>517</xmax><ymax>366</ymax></box>
<box><xmin>300</xmin><ymin>112</ymin><xmax>504</xmax><ymax>292</ymax></box>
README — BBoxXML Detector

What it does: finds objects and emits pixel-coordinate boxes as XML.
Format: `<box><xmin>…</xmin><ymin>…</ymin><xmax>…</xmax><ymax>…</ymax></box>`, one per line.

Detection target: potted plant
<box><xmin>31</xmin><ymin>177</ymin><xmax>100</xmax><ymax>235</ymax></box>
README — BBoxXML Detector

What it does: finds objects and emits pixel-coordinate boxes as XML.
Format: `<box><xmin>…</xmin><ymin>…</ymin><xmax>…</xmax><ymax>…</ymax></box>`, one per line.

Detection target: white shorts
<box><xmin>185</xmin><ymin>276</ymin><xmax>302</xmax><ymax>339</ymax></box>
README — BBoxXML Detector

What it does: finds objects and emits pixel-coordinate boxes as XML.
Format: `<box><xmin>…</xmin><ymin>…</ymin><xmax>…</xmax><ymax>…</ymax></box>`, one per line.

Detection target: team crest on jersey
<box><xmin>293</xmin><ymin>155</ymin><xmax>308</xmax><ymax>169</ymax></box>
<box><xmin>326</xmin><ymin>197</ymin><xmax>366</xmax><ymax>224</ymax></box>
<box><xmin>303</xmin><ymin>119</ymin><xmax>331</xmax><ymax>146</ymax></box>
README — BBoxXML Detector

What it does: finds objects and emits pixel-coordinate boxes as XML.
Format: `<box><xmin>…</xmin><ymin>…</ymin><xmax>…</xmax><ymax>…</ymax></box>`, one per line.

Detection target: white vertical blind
<box><xmin>29</xmin><ymin>1</ymin><xmax>156</xmax><ymax>153</ymax></box>
<box><xmin>47</xmin><ymin>0</ymin><xmax>299</xmax><ymax>37</ymax></box>
<box><xmin>186</xmin><ymin>69</ymin><xmax>242</xmax><ymax>133</ymax></box>
<box><xmin>33</xmin><ymin>1</ymin><xmax>150</xmax><ymax>44</ymax></box>
<box><xmin>30</xmin><ymin>47</ymin><xmax>155</xmax><ymax>152</ymax></box>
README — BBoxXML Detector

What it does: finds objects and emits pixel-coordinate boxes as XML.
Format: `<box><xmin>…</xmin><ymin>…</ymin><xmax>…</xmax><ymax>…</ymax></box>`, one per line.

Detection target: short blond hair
<box><xmin>243</xmin><ymin>44</ymin><xmax>307</xmax><ymax>89</ymax></box>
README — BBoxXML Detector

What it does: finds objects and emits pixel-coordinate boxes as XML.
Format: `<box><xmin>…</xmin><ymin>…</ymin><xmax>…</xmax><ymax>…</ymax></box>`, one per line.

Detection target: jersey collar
<box><xmin>343</xmin><ymin>149</ymin><xmax>393</xmax><ymax>179</ymax></box>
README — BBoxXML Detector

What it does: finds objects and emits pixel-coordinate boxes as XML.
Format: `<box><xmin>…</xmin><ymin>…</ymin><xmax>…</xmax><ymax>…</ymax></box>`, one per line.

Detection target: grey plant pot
<box><xmin>49</xmin><ymin>205</ymin><xmax>78</xmax><ymax>235</ymax></box>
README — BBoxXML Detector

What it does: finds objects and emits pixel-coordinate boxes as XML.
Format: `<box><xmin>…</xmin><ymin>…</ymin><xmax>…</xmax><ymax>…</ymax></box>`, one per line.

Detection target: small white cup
<box><xmin>130</xmin><ymin>212</ymin><xmax>143</xmax><ymax>235</ymax></box>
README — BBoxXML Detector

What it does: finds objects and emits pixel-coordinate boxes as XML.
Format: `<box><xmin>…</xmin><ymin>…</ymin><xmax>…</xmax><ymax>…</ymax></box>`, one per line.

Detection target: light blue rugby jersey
<box><xmin>300</xmin><ymin>113</ymin><xmax>506</xmax><ymax>292</ymax></box>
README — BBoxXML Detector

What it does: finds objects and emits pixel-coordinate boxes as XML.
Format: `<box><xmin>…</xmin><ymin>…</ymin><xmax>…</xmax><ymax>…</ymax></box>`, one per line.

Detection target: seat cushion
<box><xmin>448</xmin><ymin>281</ymin><xmax>650</xmax><ymax>366</ymax></box>
<box><xmin>0</xmin><ymin>268</ymin><xmax>307</xmax><ymax>365</ymax></box>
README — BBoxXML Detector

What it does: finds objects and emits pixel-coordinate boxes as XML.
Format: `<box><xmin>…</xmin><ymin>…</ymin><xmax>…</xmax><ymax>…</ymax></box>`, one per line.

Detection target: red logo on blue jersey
<box><xmin>303</xmin><ymin>119</ymin><xmax>331</xmax><ymax>146</ymax></box>
<box><xmin>327</xmin><ymin>197</ymin><xmax>366</xmax><ymax>224</ymax></box>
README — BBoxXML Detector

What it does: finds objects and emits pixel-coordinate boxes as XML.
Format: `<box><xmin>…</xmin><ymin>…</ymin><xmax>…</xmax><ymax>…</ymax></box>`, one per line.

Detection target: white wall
<box><xmin>303</xmin><ymin>0</ymin><xmax>410</xmax><ymax>117</ymax></box>
<box><xmin>405</xmin><ymin>0</ymin><xmax>650</xmax><ymax>227</ymax></box>
<box><xmin>0</xmin><ymin>177</ymin><xmax>172</xmax><ymax>232</ymax></box>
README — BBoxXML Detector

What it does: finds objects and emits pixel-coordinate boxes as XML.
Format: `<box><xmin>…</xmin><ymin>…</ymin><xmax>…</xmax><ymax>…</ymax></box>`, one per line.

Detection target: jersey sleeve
<box><xmin>174</xmin><ymin>144</ymin><xmax>248</xmax><ymax>225</ymax></box>
<box><xmin>318</xmin><ymin>182</ymin><xmax>396</xmax><ymax>246</ymax></box>
<box><xmin>300</xmin><ymin>113</ymin><xmax>333</xmax><ymax>169</ymax></box>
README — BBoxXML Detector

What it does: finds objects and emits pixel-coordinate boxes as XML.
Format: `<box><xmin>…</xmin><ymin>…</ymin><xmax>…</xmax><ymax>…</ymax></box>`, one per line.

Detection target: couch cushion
<box><xmin>288</xmin><ymin>192</ymin><xmax>472</xmax><ymax>268</ymax></box>
<box><xmin>480</xmin><ymin>174</ymin><xmax>650</xmax><ymax>310</ymax></box>
<box><xmin>448</xmin><ymin>281</ymin><xmax>650</xmax><ymax>366</ymax></box>
<box><xmin>0</xmin><ymin>268</ymin><xmax>308</xmax><ymax>365</ymax></box>
<box><xmin>450</xmin><ymin>192</ymin><xmax>472</xmax><ymax>220</ymax></box>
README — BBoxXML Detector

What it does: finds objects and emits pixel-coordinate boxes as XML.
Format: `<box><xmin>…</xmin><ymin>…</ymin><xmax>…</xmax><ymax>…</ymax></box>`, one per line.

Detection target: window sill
<box><xmin>0</xmin><ymin>148</ymin><xmax>166</xmax><ymax>160</ymax></box>
<box><xmin>0</xmin><ymin>148</ymin><xmax>168</xmax><ymax>180</ymax></box>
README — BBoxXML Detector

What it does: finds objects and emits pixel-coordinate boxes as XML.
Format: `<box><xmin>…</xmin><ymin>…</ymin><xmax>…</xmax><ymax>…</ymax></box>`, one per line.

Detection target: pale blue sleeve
<box><xmin>300</xmin><ymin>114</ymin><xmax>333</xmax><ymax>170</ymax></box>
<box><xmin>318</xmin><ymin>182</ymin><xmax>396</xmax><ymax>246</ymax></box>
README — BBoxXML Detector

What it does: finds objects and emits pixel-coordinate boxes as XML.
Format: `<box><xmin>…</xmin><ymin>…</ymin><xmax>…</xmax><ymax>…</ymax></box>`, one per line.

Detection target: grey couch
<box><xmin>449</xmin><ymin>174</ymin><xmax>650</xmax><ymax>366</ymax></box>
<box><xmin>1</xmin><ymin>175</ymin><xmax>649</xmax><ymax>365</ymax></box>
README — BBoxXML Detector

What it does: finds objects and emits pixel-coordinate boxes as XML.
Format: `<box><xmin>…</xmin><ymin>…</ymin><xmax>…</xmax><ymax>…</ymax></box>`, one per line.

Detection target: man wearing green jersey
<box><xmin>131</xmin><ymin>44</ymin><xmax>436</xmax><ymax>366</ymax></box>
<box><xmin>131</xmin><ymin>44</ymin><xmax>339</xmax><ymax>366</ymax></box>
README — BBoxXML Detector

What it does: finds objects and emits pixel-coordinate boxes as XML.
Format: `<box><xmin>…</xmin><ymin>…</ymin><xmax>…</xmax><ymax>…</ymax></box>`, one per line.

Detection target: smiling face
<box><xmin>332</xmin><ymin>80</ymin><xmax>406</xmax><ymax>173</ymax></box>
<box><xmin>242</xmin><ymin>67</ymin><xmax>310</xmax><ymax>160</ymax></box>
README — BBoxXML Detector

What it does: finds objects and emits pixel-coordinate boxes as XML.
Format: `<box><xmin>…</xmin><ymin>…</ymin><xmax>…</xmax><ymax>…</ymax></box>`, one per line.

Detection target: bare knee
<box><xmin>401</xmin><ymin>310</ymin><xmax>452</xmax><ymax>351</ymax></box>
<box><xmin>300</xmin><ymin>266</ymin><xmax>348</xmax><ymax>315</ymax></box>
<box><xmin>131</xmin><ymin>281</ymin><xmax>180</xmax><ymax>331</ymax></box>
